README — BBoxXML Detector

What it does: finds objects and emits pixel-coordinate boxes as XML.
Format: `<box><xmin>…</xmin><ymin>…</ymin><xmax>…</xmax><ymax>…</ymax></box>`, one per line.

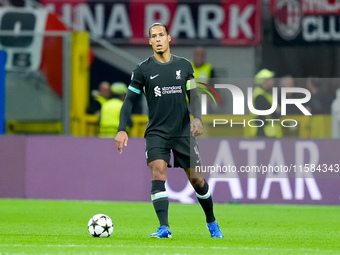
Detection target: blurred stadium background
<box><xmin>1</xmin><ymin>0</ymin><xmax>340</xmax><ymax>206</ymax></box>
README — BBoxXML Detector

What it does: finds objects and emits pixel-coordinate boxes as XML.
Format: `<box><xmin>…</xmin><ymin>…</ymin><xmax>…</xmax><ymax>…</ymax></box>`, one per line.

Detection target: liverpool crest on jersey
<box><xmin>176</xmin><ymin>70</ymin><xmax>181</xmax><ymax>80</ymax></box>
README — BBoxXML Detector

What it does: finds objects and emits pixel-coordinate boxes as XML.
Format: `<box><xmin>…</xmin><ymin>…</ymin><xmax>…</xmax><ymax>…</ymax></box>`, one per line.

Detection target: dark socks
<box><xmin>151</xmin><ymin>180</ymin><xmax>169</xmax><ymax>227</ymax></box>
<box><xmin>195</xmin><ymin>180</ymin><xmax>216</xmax><ymax>224</ymax></box>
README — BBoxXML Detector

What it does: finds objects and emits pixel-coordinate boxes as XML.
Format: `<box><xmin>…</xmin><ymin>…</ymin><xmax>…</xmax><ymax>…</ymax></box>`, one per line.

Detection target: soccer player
<box><xmin>115</xmin><ymin>23</ymin><xmax>223</xmax><ymax>239</ymax></box>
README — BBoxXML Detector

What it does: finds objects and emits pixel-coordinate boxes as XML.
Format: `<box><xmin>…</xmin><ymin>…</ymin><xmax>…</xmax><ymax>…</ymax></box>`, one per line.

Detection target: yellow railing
<box><xmin>309</xmin><ymin>115</ymin><xmax>332</xmax><ymax>138</ymax></box>
<box><xmin>123</xmin><ymin>114</ymin><xmax>332</xmax><ymax>138</ymax></box>
<box><xmin>81</xmin><ymin>114</ymin><xmax>331</xmax><ymax>138</ymax></box>
<box><xmin>130</xmin><ymin>115</ymin><xmax>149</xmax><ymax>137</ymax></box>
<box><xmin>6</xmin><ymin>120</ymin><xmax>63</xmax><ymax>134</ymax></box>
<box><xmin>7</xmin><ymin>114</ymin><xmax>331</xmax><ymax>138</ymax></box>
<box><xmin>70</xmin><ymin>32</ymin><xmax>90</xmax><ymax>136</ymax></box>
<box><xmin>84</xmin><ymin>114</ymin><xmax>100</xmax><ymax>136</ymax></box>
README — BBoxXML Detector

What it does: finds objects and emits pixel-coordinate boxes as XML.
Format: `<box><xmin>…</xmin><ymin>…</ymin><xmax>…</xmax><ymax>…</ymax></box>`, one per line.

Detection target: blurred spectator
<box><xmin>328</xmin><ymin>78</ymin><xmax>339</xmax><ymax>102</ymax></box>
<box><xmin>306</xmin><ymin>77</ymin><xmax>332</xmax><ymax>114</ymax></box>
<box><xmin>279</xmin><ymin>75</ymin><xmax>303</xmax><ymax>115</ymax></box>
<box><xmin>250</xmin><ymin>69</ymin><xmax>282</xmax><ymax>138</ymax></box>
<box><xmin>191</xmin><ymin>47</ymin><xmax>214</xmax><ymax>84</ymax></box>
<box><xmin>191</xmin><ymin>47</ymin><xmax>216</xmax><ymax>113</ymax></box>
<box><xmin>87</xmin><ymin>81</ymin><xmax>111</xmax><ymax>115</ymax></box>
<box><xmin>99</xmin><ymin>82</ymin><xmax>132</xmax><ymax>137</ymax></box>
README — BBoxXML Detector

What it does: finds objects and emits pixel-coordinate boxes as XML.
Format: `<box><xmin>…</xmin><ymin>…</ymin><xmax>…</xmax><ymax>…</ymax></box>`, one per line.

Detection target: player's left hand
<box><xmin>191</xmin><ymin>118</ymin><xmax>203</xmax><ymax>136</ymax></box>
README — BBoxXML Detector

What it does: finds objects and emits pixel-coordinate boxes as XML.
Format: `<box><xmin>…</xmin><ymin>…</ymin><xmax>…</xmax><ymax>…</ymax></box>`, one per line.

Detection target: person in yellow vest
<box><xmin>99</xmin><ymin>82</ymin><xmax>131</xmax><ymax>137</ymax></box>
<box><xmin>87</xmin><ymin>81</ymin><xmax>112</xmax><ymax>115</ymax></box>
<box><xmin>191</xmin><ymin>47</ymin><xmax>214</xmax><ymax>84</ymax></box>
<box><xmin>190</xmin><ymin>47</ymin><xmax>215</xmax><ymax>111</ymax></box>
<box><xmin>250</xmin><ymin>69</ymin><xmax>283</xmax><ymax>138</ymax></box>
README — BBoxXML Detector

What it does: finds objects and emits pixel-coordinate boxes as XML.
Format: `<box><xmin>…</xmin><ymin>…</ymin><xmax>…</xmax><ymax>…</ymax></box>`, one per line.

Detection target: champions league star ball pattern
<box><xmin>88</xmin><ymin>214</ymin><xmax>114</xmax><ymax>237</ymax></box>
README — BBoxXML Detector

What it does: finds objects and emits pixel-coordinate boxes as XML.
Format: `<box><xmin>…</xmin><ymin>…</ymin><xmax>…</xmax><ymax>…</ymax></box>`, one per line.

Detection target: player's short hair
<box><xmin>148</xmin><ymin>23</ymin><xmax>169</xmax><ymax>38</ymax></box>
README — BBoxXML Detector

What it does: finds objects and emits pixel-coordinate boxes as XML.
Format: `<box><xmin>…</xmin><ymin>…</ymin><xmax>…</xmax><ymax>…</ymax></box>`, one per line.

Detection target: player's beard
<box><xmin>155</xmin><ymin>49</ymin><xmax>165</xmax><ymax>54</ymax></box>
<box><xmin>155</xmin><ymin>44</ymin><xmax>169</xmax><ymax>55</ymax></box>
<box><xmin>153</xmin><ymin>46</ymin><xmax>166</xmax><ymax>56</ymax></box>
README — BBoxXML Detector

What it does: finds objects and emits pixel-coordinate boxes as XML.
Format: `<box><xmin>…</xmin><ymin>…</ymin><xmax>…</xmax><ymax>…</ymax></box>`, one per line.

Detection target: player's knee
<box><xmin>151</xmin><ymin>172</ymin><xmax>166</xmax><ymax>180</ymax></box>
<box><xmin>190</xmin><ymin>177</ymin><xmax>205</xmax><ymax>189</ymax></box>
<box><xmin>149</xmin><ymin>160</ymin><xmax>167</xmax><ymax>180</ymax></box>
<box><xmin>150</xmin><ymin>164</ymin><xmax>166</xmax><ymax>175</ymax></box>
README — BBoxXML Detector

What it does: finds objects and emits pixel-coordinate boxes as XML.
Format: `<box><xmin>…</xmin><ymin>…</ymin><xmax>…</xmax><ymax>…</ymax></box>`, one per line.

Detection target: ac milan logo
<box><xmin>274</xmin><ymin>0</ymin><xmax>302</xmax><ymax>40</ymax></box>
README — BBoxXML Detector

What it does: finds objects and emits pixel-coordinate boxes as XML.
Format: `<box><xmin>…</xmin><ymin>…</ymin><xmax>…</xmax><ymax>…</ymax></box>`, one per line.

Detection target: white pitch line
<box><xmin>0</xmin><ymin>244</ymin><xmax>330</xmax><ymax>252</ymax></box>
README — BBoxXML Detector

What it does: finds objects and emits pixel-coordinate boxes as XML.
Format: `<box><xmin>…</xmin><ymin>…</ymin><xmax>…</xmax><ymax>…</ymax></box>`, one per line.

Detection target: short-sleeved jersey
<box><xmin>129</xmin><ymin>55</ymin><xmax>195</xmax><ymax>138</ymax></box>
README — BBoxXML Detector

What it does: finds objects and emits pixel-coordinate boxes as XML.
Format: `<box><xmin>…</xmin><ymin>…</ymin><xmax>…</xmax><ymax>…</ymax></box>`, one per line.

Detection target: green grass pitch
<box><xmin>0</xmin><ymin>199</ymin><xmax>339</xmax><ymax>254</ymax></box>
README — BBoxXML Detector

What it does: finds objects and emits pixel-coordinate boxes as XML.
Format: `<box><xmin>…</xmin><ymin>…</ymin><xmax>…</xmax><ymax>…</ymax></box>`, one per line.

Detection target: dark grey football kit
<box><xmin>118</xmin><ymin>55</ymin><xmax>201</xmax><ymax>168</ymax></box>
<box><xmin>118</xmin><ymin>54</ymin><xmax>221</xmax><ymax>232</ymax></box>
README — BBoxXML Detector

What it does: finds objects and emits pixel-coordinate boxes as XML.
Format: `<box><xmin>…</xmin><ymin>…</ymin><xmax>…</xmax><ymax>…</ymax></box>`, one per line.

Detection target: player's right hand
<box><xmin>115</xmin><ymin>131</ymin><xmax>128</xmax><ymax>154</ymax></box>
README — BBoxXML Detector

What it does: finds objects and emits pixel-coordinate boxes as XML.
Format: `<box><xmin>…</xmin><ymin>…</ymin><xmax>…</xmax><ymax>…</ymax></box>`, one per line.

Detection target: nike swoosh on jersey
<box><xmin>150</xmin><ymin>74</ymin><xmax>159</xmax><ymax>79</ymax></box>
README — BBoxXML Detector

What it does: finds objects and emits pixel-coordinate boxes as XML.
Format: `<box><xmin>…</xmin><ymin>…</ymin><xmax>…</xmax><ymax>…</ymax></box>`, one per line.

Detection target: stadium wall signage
<box><xmin>0</xmin><ymin>136</ymin><xmax>339</xmax><ymax>205</ymax></box>
<box><xmin>0</xmin><ymin>7</ymin><xmax>68</xmax><ymax>96</ymax></box>
<box><xmin>0</xmin><ymin>7</ymin><xmax>47</xmax><ymax>71</ymax></box>
<box><xmin>41</xmin><ymin>0</ymin><xmax>261</xmax><ymax>45</ymax></box>
<box><xmin>271</xmin><ymin>0</ymin><xmax>340</xmax><ymax>45</ymax></box>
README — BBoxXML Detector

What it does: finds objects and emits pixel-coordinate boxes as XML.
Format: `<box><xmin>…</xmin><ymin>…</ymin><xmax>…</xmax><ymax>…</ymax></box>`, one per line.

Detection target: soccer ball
<box><xmin>88</xmin><ymin>214</ymin><xmax>114</xmax><ymax>237</ymax></box>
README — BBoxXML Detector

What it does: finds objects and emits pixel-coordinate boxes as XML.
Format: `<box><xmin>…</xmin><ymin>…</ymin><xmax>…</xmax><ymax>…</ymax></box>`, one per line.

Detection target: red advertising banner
<box><xmin>40</xmin><ymin>0</ymin><xmax>261</xmax><ymax>45</ymax></box>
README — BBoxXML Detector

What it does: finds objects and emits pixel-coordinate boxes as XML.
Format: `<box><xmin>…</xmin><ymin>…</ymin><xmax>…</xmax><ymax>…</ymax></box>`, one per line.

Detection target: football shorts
<box><xmin>145</xmin><ymin>135</ymin><xmax>201</xmax><ymax>168</ymax></box>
